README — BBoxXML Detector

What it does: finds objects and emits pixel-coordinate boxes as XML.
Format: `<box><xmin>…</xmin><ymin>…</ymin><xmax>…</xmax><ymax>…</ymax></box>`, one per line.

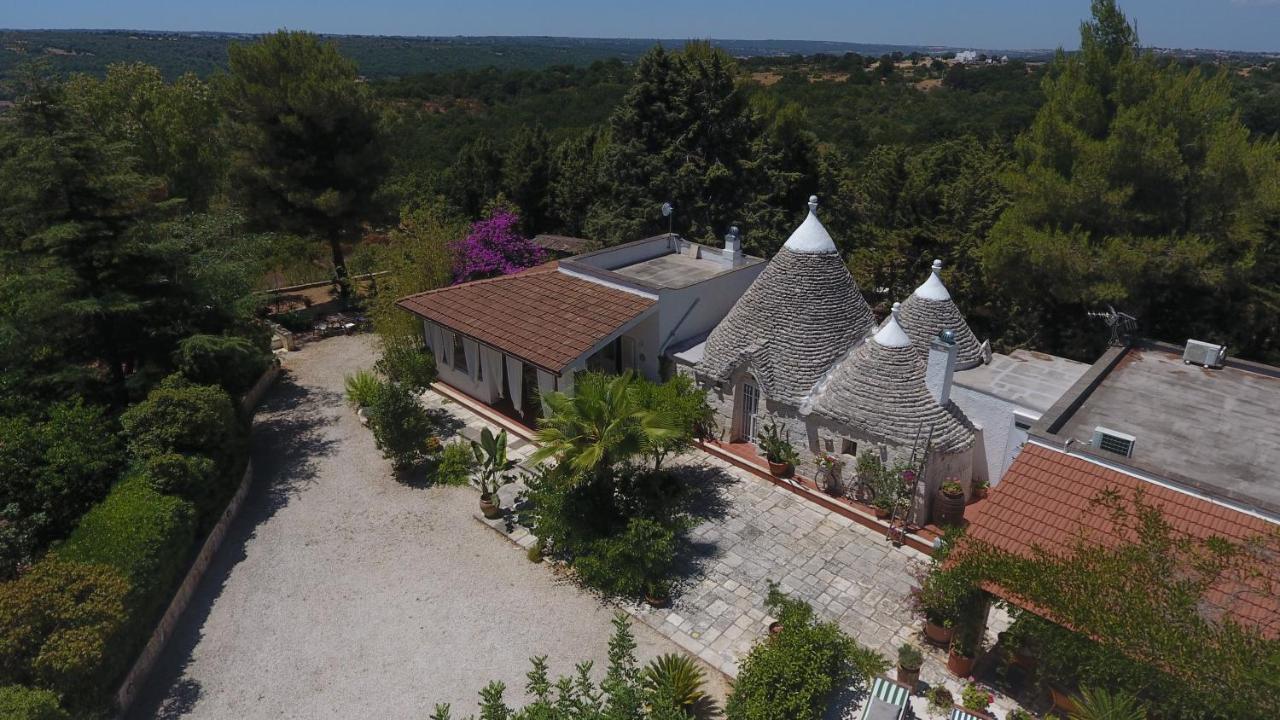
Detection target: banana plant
<box><xmin>471</xmin><ymin>427</ymin><xmax>516</xmax><ymax>499</ymax></box>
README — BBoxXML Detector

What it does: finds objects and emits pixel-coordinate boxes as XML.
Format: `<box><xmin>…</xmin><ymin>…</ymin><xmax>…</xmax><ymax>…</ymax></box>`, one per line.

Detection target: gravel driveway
<box><xmin>130</xmin><ymin>334</ymin><xmax>724</xmax><ymax>720</ymax></box>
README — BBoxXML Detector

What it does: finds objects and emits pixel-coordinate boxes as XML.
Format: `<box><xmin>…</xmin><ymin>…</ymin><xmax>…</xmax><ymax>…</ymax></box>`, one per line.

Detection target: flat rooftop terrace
<box><xmin>561</xmin><ymin>235</ymin><xmax>764</xmax><ymax>291</ymax></box>
<box><xmin>611</xmin><ymin>253</ymin><xmax>739</xmax><ymax>289</ymax></box>
<box><xmin>1044</xmin><ymin>345</ymin><xmax>1280</xmax><ymax>514</ymax></box>
<box><xmin>954</xmin><ymin>349</ymin><xmax>1090</xmax><ymax>414</ymax></box>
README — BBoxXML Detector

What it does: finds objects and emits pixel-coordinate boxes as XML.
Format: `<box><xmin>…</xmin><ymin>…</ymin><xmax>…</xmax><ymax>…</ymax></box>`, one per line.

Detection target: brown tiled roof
<box><xmin>395</xmin><ymin>262</ymin><xmax>654</xmax><ymax>374</ymax></box>
<box><xmin>533</xmin><ymin>234</ymin><xmax>592</xmax><ymax>255</ymax></box>
<box><xmin>966</xmin><ymin>443</ymin><xmax>1280</xmax><ymax>637</ymax></box>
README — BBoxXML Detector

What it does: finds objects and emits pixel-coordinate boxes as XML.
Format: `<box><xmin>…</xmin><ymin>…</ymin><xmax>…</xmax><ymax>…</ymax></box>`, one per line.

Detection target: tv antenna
<box><xmin>1086</xmin><ymin>305</ymin><xmax>1138</xmax><ymax>347</ymax></box>
<box><xmin>660</xmin><ymin>201</ymin><xmax>675</xmax><ymax>236</ymax></box>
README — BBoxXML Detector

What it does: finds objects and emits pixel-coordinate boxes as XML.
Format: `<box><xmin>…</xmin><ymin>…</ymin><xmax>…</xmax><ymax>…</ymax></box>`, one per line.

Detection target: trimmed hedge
<box><xmin>0</xmin><ymin>559</ymin><xmax>130</xmax><ymax>708</ymax></box>
<box><xmin>0</xmin><ymin>685</ymin><xmax>71</xmax><ymax>720</ymax></box>
<box><xmin>59</xmin><ymin>474</ymin><xmax>197</xmax><ymax>607</ymax></box>
<box><xmin>174</xmin><ymin>334</ymin><xmax>270</xmax><ymax>395</ymax></box>
<box><xmin>120</xmin><ymin>375</ymin><xmax>238</xmax><ymax>464</ymax></box>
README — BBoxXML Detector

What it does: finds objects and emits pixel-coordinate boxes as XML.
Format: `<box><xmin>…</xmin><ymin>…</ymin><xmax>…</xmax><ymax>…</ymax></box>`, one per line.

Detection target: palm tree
<box><xmin>1068</xmin><ymin>687</ymin><xmax>1148</xmax><ymax>720</ymax></box>
<box><xmin>529</xmin><ymin>371</ymin><xmax>678</xmax><ymax>480</ymax></box>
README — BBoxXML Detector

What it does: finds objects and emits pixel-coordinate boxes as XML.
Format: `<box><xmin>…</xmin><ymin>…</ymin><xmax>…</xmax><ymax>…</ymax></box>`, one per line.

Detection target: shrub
<box><xmin>367</xmin><ymin>381</ymin><xmax>435</xmax><ymax>471</ymax></box>
<box><xmin>641</xmin><ymin>653</ymin><xmax>707</xmax><ymax>711</ymax></box>
<box><xmin>375</xmin><ymin>335</ymin><xmax>437</xmax><ymax>391</ymax></box>
<box><xmin>174</xmin><ymin>334</ymin><xmax>270</xmax><ymax>395</ymax></box>
<box><xmin>0</xmin><ymin>685</ymin><xmax>70</xmax><ymax>720</ymax></box>
<box><xmin>0</xmin><ymin>401</ymin><xmax>122</xmax><ymax>577</ymax></box>
<box><xmin>1008</xmin><ymin>709</ymin><xmax>1034</xmax><ymax>720</ymax></box>
<box><xmin>120</xmin><ymin>375</ymin><xmax>239</xmax><ymax>466</ymax></box>
<box><xmin>725</xmin><ymin>585</ymin><xmax>887</xmax><ymax>720</ymax></box>
<box><xmin>58</xmin><ymin>475</ymin><xmax>197</xmax><ymax>610</ymax></box>
<box><xmin>0</xmin><ymin>559</ymin><xmax>130</xmax><ymax>707</ymax></box>
<box><xmin>926</xmin><ymin>686</ymin><xmax>954</xmax><ymax>714</ymax></box>
<box><xmin>436</xmin><ymin>441</ymin><xmax>476</xmax><ymax>486</ymax></box>
<box><xmin>573</xmin><ymin>518</ymin><xmax>677</xmax><ymax>598</ymax></box>
<box><xmin>961</xmin><ymin>682</ymin><xmax>993</xmax><ymax>712</ymax></box>
<box><xmin>344</xmin><ymin>369</ymin><xmax>383</xmax><ymax>408</ymax></box>
<box><xmin>142</xmin><ymin>452</ymin><xmax>220</xmax><ymax>510</ymax></box>
<box><xmin>897</xmin><ymin>643</ymin><xmax>923</xmax><ymax>670</ymax></box>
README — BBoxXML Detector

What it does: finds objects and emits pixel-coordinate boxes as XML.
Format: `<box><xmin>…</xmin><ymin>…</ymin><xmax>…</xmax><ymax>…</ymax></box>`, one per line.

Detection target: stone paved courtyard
<box><xmin>420</xmin><ymin>388</ymin><xmax>1024</xmax><ymax>719</ymax></box>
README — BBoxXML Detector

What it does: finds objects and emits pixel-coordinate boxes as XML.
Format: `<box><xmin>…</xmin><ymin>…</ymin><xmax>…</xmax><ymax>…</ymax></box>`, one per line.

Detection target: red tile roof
<box><xmin>395</xmin><ymin>262</ymin><xmax>655</xmax><ymax>374</ymax></box>
<box><xmin>965</xmin><ymin>443</ymin><xmax>1280</xmax><ymax>638</ymax></box>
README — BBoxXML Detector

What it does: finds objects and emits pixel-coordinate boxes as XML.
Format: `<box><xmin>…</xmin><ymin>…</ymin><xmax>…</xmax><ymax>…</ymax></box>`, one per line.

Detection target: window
<box><xmin>840</xmin><ymin>438</ymin><xmax>857</xmax><ymax>457</ymax></box>
<box><xmin>739</xmin><ymin>382</ymin><xmax>759</xmax><ymax>442</ymax></box>
<box><xmin>452</xmin><ymin>334</ymin><xmax>467</xmax><ymax>373</ymax></box>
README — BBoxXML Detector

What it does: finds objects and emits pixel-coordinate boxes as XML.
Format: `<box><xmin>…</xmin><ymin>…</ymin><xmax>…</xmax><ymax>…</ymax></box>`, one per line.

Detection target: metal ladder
<box><xmin>886</xmin><ymin>423</ymin><xmax>933</xmax><ymax>544</ymax></box>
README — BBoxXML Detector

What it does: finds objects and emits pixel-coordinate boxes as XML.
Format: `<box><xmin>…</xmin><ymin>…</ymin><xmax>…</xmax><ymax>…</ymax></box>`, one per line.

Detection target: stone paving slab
<box><xmin>425</xmin><ymin>388</ymin><xmax>1022</xmax><ymax>720</ymax></box>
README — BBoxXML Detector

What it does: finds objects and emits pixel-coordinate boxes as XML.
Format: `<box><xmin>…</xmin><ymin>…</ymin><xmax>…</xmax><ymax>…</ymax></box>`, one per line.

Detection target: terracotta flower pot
<box><xmin>479</xmin><ymin>494</ymin><xmax>501</xmax><ymax>519</ymax></box>
<box><xmin>768</xmin><ymin>621</ymin><xmax>784</xmax><ymax>636</ymax></box>
<box><xmin>947</xmin><ymin>647</ymin><xmax>976</xmax><ymax>676</ymax></box>
<box><xmin>1049</xmin><ymin>685</ymin><xmax>1078</xmax><ymax>714</ymax></box>
<box><xmin>934</xmin><ymin>489</ymin><xmax>967</xmax><ymax>526</ymax></box>
<box><xmin>897</xmin><ymin>664</ymin><xmax>921</xmax><ymax>690</ymax></box>
<box><xmin>768</xmin><ymin>460</ymin><xmax>794</xmax><ymax>478</ymax></box>
<box><xmin>644</xmin><ymin>592</ymin><xmax>669</xmax><ymax>608</ymax></box>
<box><xmin>874</xmin><ymin>505</ymin><xmax>892</xmax><ymax>520</ymax></box>
<box><xmin>924</xmin><ymin>620</ymin><xmax>954</xmax><ymax>645</ymax></box>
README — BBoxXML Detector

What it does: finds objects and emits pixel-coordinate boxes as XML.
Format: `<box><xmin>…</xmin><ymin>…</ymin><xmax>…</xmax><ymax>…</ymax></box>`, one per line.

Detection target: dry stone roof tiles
<box><xmin>809</xmin><ymin>315</ymin><xmax>975</xmax><ymax>453</ymax></box>
<box><xmin>697</xmin><ymin>212</ymin><xmax>875</xmax><ymax>405</ymax></box>
<box><xmin>898</xmin><ymin>261</ymin><xmax>984</xmax><ymax>369</ymax></box>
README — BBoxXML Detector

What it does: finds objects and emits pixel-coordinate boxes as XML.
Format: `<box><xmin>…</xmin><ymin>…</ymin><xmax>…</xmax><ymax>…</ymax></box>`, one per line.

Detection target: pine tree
<box><xmin>222</xmin><ymin>30</ymin><xmax>387</xmax><ymax>303</ymax></box>
<box><xmin>503</xmin><ymin>124</ymin><xmax>553</xmax><ymax>234</ymax></box>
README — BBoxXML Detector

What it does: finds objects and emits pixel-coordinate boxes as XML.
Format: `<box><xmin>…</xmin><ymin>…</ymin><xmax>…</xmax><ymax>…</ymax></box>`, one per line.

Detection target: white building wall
<box><xmin>950</xmin><ymin>385</ymin><xmax>1036</xmax><ymax>486</ymax></box>
<box><xmin>656</xmin><ymin>265</ymin><xmax>766</xmax><ymax>352</ymax></box>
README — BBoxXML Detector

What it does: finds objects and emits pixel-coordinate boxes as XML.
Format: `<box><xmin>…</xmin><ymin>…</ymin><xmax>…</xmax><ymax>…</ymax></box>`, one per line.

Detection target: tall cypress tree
<box><xmin>222</xmin><ymin>30</ymin><xmax>387</xmax><ymax>302</ymax></box>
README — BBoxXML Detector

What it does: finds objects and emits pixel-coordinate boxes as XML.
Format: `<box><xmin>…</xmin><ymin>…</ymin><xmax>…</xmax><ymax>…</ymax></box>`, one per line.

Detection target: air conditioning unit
<box><xmin>1092</xmin><ymin>426</ymin><xmax>1136</xmax><ymax>458</ymax></box>
<box><xmin>1183</xmin><ymin>339</ymin><xmax>1226</xmax><ymax>368</ymax></box>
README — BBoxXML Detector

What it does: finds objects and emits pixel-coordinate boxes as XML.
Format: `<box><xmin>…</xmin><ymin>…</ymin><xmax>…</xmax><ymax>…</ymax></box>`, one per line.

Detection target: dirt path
<box><xmin>130</xmin><ymin>334</ymin><xmax>725</xmax><ymax>720</ymax></box>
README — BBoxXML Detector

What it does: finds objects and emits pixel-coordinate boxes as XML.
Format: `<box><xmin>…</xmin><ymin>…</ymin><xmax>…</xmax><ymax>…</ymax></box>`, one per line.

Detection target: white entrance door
<box><xmin>739</xmin><ymin>382</ymin><xmax>760</xmax><ymax>442</ymax></box>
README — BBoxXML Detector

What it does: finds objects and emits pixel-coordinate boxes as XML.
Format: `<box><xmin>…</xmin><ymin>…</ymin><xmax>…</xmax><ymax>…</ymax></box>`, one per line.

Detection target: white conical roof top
<box><xmin>781</xmin><ymin>196</ymin><xmax>838</xmax><ymax>254</ymax></box>
<box><xmin>809</xmin><ymin>302</ymin><xmax>975</xmax><ymax>453</ymax></box>
<box><xmin>898</xmin><ymin>259</ymin><xmax>984</xmax><ymax>369</ymax></box>
<box><xmin>698</xmin><ymin>197</ymin><xmax>874</xmax><ymax>405</ymax></box>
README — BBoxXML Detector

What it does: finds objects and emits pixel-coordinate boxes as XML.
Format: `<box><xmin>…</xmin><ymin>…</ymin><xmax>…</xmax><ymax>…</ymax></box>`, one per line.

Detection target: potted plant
<box><xmin>925</xmin><ymin>687</ymin><xmax>954</xmax><ymax>715</ymax></box>
<box><xmin>896</xmin><ymin>644</ymin><xmax>923</xmax><ymax>689</ymax></box>
<box><xmin>934</xmin><ymin>478</ymin><xmax>967</xmax><ymax>526</ymax></box>
<box><xmin>970</xmin><ymin>478</ymin><xmax>989</xmax><ymax>502</ymax></box>
<box><xmin>924</xmin><ymin>616</ymin><xmax>954</xmax><ymax>645</ymax></box>
<box><xmin>472</xmin><ymin>427</ymin><xmax>515</xmax><ymax>519</ymax></box>
<box><xmin>756</xmin><ymin>421</ymin><xmax>799</xmax><ymax>478</ymax></box>
<box><xmin>947</xmin><ymin>628</ymin><xmax>979</xmax><ymax>676</ymax></box>
<box><xmin>960</xmin><ymin>682</ymin><xmax>994</xmax><ymax>716</ymax></box>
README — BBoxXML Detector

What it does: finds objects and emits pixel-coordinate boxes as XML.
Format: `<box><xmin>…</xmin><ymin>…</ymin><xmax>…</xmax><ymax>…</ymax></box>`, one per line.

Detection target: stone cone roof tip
<box><xmin>898</xmin><ymin>259</ymin><xmax>984</xmax><ymax>369</ymax></box>
<box><xmin>698</xmin><ymin>198</ymin><xmax>874</xmax><ymax>405</ymax></box>
<box><xmin>810</xmin><ymin>326</ymin><xmax>975</xmax><ymax>454</ymax></box>
<box><xmin>781</xmin><ymin>196</ymin><xmax>838</xmax><ymax>254</ymax></box>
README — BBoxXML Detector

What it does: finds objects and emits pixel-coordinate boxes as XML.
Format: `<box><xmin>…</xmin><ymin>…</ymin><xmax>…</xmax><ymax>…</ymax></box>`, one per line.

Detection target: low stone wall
<box><xmin>114</xmin><ymin>365</ymin><xmax>278</xmax><ymax>718</ymax></box>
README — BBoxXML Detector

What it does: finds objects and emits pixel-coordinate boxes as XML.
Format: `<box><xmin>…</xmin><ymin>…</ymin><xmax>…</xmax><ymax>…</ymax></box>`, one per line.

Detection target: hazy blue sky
<box><xmin>6</xmin><ymin>0</ymin><xmax>1279</xmax><ymax>52</ymax></box>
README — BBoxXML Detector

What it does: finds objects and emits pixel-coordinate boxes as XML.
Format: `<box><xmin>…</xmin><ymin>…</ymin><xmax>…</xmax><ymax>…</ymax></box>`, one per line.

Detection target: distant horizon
<box><xmin>3</xmin><ymin>27</ymin><xmax>1277</xmax><ymax>57</ymax></box>
<box><xmin>5</xmin><ymin>1</ymin><xmax>1279</xmax><ymax>53</ymax></box>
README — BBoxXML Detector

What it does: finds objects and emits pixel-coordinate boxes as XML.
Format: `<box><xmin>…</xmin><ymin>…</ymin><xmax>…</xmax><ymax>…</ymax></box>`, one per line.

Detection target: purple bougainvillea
<box><xmin>451</xmin><ymin>210</ymin><xmax>546</xmax><ymax>284</ymax></box>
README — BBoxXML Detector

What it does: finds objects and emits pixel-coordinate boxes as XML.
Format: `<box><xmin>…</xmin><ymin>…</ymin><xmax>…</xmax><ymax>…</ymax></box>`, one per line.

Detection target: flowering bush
<box><xmin>450</xmin><ymin>209</ymin><xmax>545</xmax><ymax>283</ymax></box>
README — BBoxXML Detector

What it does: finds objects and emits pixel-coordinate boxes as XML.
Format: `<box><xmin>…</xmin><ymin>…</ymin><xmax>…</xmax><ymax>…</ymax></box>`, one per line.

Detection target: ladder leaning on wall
<box><xmin>886</xmin><ymin>423</ymin><xmax>933</xmax><ymax>545</ymax></box>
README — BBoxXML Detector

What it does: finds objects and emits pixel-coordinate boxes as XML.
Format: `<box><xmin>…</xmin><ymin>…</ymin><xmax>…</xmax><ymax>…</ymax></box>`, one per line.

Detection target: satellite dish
<box><xmin>660</xmin><ymin>202</ymin><xmax>674</xmax><ymax>218</ymax></box>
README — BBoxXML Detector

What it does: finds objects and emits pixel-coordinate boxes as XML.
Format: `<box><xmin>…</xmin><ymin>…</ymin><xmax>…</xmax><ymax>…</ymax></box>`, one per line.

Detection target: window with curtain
<box><xmin>452</xmin><ymin>334</ymin><xmax>467</xmax><ymax>373</ymax></box>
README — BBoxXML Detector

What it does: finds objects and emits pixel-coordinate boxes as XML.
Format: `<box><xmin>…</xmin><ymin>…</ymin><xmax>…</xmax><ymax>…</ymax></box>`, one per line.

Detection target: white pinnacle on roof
<box><xmin>914</xmin><ymin>259</ymin><xmax>951</xmax><ymax>301</ymax></box>
<box><xmin>781</xmin><ymin>195</ymin><xmax>838</xmax><ymax>254</ymax></box>
<box><xmin>874</xmin><ymin>302</ymin><xmax>912</xmax><ymax>348</ymax></box>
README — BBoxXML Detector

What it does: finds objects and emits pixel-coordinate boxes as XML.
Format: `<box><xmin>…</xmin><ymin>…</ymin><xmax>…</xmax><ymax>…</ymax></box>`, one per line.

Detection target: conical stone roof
<box><xmin>809</xmin><ymin>305</ymin><xmax>975</xmax><ymax>453</ymax></box>
<box><xmin>698</xmin><ymin>197</ymin><xmax>875</xmax><ymax>405</ymax></box>
<box><xmin>898</xmin><ymin>259</ymin><xmax>984</xmax><ymax>370</ymax></box>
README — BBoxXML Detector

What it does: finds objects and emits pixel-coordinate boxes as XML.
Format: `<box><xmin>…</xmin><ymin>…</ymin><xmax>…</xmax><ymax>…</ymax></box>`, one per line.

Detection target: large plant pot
<box><xmin>767</xmin><ymin>460</ymin><xmax>794</xmax><ymax>478</ymax></box>
<box><xmin>479</xmin><ymin>494</ymin><xmax>501</xmax><ymax>519</ymax></box>
<box><xmin>947</xmin><ymin>648</ymin><xmax>976</xmax><ymax>677</ymax></box>
<box><xmin>896</xmin><ymin>665</ymin><xmax>921</xmax><ymax>690</ymax></box>
<box><xmin>644</xmin><ymin>592</ymin><xmax>669</xmax><ymax>608</ymax></box>
<box><xmin>1049</xmin><ymin>686</ymin><xmax>1078</xmax><ymax>714</ymax></box>
<box><xmin>924</xmin><ymin>620</ymin><xmax>954</xmax><ymax>645</ymax></box>
<box><xmin>934</xmin><ymin>490</ymin><xmax>966</xmax><ymax>527</ymax></box>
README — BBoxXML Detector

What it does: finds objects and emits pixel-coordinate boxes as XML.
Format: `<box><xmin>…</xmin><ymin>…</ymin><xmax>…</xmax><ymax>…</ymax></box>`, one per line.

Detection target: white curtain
<box><xmin>462</xmin><ymin>338</ymin><xmax>479</xmax><ymax>381</ymax></box>
<box><xmin>506</xmin><ymin>355</ymin><xmax>524</xmax><ymax>415</ymax></box>
<box><xmin>422</xmin><ymin>321</ymin><xmax>436</xmax><ymax>355</ymax></box>
<box><xmin>434</xmin><ymin>326</ymin><xmax>450</xmax><ymax>366</ymax></box>
<box><xmin>537</xmin><ymin>369</ymin><xmax>557</xmax><ymax>416</ymax></box>
<box><xmin>558</xmin><ymin>367</ymin><xmax>576</xmax><ymax>397</ymax></box>
<box><xmin>481</xmin><ymin>345</ymin><xmax>505</xmax><ymax>399</ymax></box>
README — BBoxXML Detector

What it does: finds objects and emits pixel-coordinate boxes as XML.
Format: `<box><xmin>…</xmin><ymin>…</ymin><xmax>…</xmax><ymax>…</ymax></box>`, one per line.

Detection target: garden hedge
<box><xmin>174</xmin><ymin>334</ymin><xmax>271</xmax><ymax>395</ymax></box>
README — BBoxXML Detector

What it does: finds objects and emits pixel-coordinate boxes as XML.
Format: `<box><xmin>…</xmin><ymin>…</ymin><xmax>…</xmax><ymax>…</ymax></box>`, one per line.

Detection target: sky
<box><xmin>5</xmin><ymin>0</ymin><xmax>1279</xmax><ymax>52</ymax></box>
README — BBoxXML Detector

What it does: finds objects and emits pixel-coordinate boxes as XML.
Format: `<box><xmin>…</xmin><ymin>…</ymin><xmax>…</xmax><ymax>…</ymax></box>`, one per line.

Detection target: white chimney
<box><xmin>926</xmin><ymin>329</ymin><xmax>958</xmax><ymax>406</ymax></box>
<box><xmin>723</xmin><ymin>225</ymin><xmax>742</xmax><ymax>262</ymax></box>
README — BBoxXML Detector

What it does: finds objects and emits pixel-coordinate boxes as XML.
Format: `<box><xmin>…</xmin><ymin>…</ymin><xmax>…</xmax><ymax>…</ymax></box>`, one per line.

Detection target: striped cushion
<box><xmin>860</xmin><ymin>677</ymin><xmax>910</xmax><ymax>720</ymax></box>
<box><xmin>870</xmin><ymin>677</ymin><xmax>909</xmax><ymax>706</ymax></box>
<box><xmin>952</xmin><ymin>709</ymin><xmax>988</xmax><ymax>720</ymax></box>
